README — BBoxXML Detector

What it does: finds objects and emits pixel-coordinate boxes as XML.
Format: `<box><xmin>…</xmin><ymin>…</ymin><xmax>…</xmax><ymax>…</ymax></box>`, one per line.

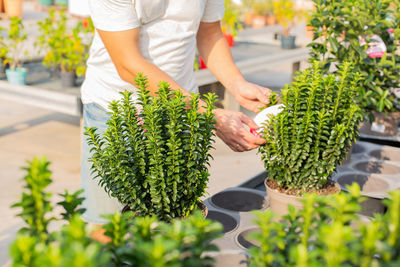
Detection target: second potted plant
<box><xmin>85</xmin><ymin>74</ymin><xmax>217</xmax><ymax>221</ymax></box>
<box><xmin>258</xmin><ymin>61</ymin><xmax>363</xmax><ymax>215</ymax></box>
<box><xmin>273</xmin><ymin>0</ymin><xmax>301</xmax><ymax>49</ymax></box>
<box><xmin>4</xmin><ymin>17</ymin><xmax>28</xmax><ymax>85</ymax></box>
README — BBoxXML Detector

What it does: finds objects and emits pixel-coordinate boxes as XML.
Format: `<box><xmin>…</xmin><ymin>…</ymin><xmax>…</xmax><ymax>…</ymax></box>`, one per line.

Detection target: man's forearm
<box><xmin>196</xmin><ymin>22</ymin><xmax>245</xmax><ymax>93</ymax></box>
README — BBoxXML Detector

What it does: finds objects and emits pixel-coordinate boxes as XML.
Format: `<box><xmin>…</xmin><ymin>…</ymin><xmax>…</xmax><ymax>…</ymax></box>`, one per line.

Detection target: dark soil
<box><xmin>266</xmin><ymin>179</ymin><xmax>340</xmax><ymax>196</ymax></box>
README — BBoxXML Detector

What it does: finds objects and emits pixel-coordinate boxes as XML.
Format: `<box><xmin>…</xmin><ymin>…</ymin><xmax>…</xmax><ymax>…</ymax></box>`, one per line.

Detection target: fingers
<box><xmin>236</xmin><ymin>96</ymin><xmax>266</xmax><ymax>113</ymax></box>
<box><xmin>255</xmin><ymin>86</ymin><xmax>272</xmax><ymax>105</ymax></box>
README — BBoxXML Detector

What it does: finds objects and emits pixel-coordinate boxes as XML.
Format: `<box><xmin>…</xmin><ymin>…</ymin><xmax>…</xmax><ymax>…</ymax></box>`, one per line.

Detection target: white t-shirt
<box><xmin>81</xmin><ymin>0</ymin><xmax>225</xmax><ymax>110</ymax></box>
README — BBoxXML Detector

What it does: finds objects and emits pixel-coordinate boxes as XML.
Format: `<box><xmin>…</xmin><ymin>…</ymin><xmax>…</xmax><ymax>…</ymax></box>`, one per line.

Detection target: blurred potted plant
<box><xmin>4</xmin><ymin>0</ymin><xmax>23</xmax><ymax>18</ymax></box>
<box><xmin>85</xmin><ymin>75</ymin><xmax>217</xmax><ymax>221</ymax></box>
<box><xmin>4</xmin><ymin>17</ymin><xmax>28</xmax><ymax>85</ymax></box>
<box><xmin>252</xmin><ymin>0</ymin><xmax>275</xmax><ymax>28</ymax></box>
<box><xmin>222</xmin><ymin>0</ymin><xmax>242</xmax><ymax>47</ymax></box>
<box><xmin>36</xmin><ymin>7</ymin><xmax>67</xmax><ymax>77</ymax></box>
<box><xmin>58</xmin><ymin>26</ymin><xmax>87</xmax><ymax>87</ymax></box>
<box><xmin>249</xmin><ymin>184</ymin><xmax>400</xmax><ymax>266</ymax></box>
<box><xmin>258</xmin><ymin>61</ymin><xmax>363</xmax><ymax>215</ymax></box>
<box><xmin>37</xmin><ymin>8</ymin><xmax>92</xmax><ymax>87</ymax></box>
<box><xmin>273</xmin><ymin>0</ymin><xmax>301</xmax><ymax>49</ymax></box>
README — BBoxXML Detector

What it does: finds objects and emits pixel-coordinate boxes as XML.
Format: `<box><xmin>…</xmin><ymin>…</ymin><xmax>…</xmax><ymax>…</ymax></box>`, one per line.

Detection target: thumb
<box><xmin>240</xmin><ymin>113</ymin><xmax>259</xmax><ymax>130</ymax></box>
<box><xmin>256</xmin><ymin>87</ymin><xmax>271</xmax><ymax>104</ymax></box>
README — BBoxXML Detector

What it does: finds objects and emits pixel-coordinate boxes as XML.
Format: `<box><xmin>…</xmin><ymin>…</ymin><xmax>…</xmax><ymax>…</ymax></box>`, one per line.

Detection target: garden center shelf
<box><xmin>0</xmin><ymin>42</ymin><xmax>309</xmax><ymax>116</ymax></box>
<box><xmin>206</xmin><ymin>140</ymin><xmax>400</xmax><ymax>267</ymax></box>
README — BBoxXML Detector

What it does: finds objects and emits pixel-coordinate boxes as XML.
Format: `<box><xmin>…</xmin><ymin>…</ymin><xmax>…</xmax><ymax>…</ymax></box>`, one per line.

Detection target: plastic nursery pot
<box><xmin>265</xmin><ymin>179</ymin><xmax>341</xmax><ymax>216</ymax></box>
<box><xmin>55</xmin><ymin>0</ymin><xmax>68</xmax><ymax>7</ymax></box>
<box><xmin>337</xmin><ymin>174</ymin><xmax>390</xmax><ymax>216</ymax></box>
<box><xmin>359</xmin><ymin>111</ymin><xmax>400</xmax><ymax>137</ymax></box>
<box><xmin>60</xmin><ymin>71</ymin><xmax>76</xmax><ymax>88</ymax></box>
<box><xmin>205</xmin><ymin>210</ymin><xmax>238</xmax><ymax>234</ymax></box>
<box><xmin>5</xmin><ymin>67</ymin><xmax>27</xmax><ymax>85</ymax></box>
<box><xmin>342</xmin><ymin>142</ymin><xmax>366</xmax><ymax>165</ymax></box>
<box><xmin>4</xmin><ymin>0</ymin><xmax>23</xmax><ymax>18</ymax></box>
<box><xmin>210</xmin><ymin>189</ymin><xmax>267</xmax><ymax>212</ymax></box>
<box><xmin>38</xmin><ymin>0</ymin><xmax>54</xmax><ymax>6</ymax></box>
<box><xmin>121</xmin><ymin>201</ymin><xmax>209</xmax><ymax>218</ymax></box>
<box><xmin>280</xmin><ymin>34</ymin><xmax>296</xmax><ymax>50</ymax></box>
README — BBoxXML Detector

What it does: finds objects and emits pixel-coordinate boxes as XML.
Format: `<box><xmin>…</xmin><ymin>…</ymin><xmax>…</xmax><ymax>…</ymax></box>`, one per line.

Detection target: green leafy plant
<box><xmin>103</xmin><ymin>211</ymin><xmax>222</xmax><ymax>267</ymax></box>
<box><xmin>248</xmin><ymin>184</ymin><xmax>400</xmax><ymax>266</ymax></box>
<box><xmin>251</xmin><ymin>0</ymin><xmax>274</xmax><ymax>16</ymax></box>
<box><xmin>37</xmin><ymin>8</ymin><xmax>93</xmax><ymax>77</ymax></box>
<box><xmin>57</xmin><ymin>189</ymin><xmax>86</xmax><ymax>221</ymax></box>
<box><xmin>3</xmin><ymin>17</ymin><xmax>27</xmax><ymax>70</ymax></box>
<box><xmin>259</xmin><ymin>61</ymin><xmax>363</xmax><ymax>192</ymax></box>
<box><xmin>309</xmin><ymin>0</ymin><xmax>400</xmax><ymax>114</ymax></box>
<box><xmin>85</xmin><ymin>74</ymin><xmax>217</xmax><ymax>221</ymax></box>
<box><xmin>273</xmin><ymin>0</ymin><xmax>303</xmax><ymax>36</ymax></box>
<box><xmin>222</xmin><ymin>0</ymin><xmax>243</xmax><ymax>37</ymax></box>
<box><xmin>36</xmin><ymin>8</ymin><xmax>68</xmax><ymax>71</ymax></box>
<box><xmin>10</xmin><ymin>157</ymin><xmax>222</xmax><ymax>267</ymax></box>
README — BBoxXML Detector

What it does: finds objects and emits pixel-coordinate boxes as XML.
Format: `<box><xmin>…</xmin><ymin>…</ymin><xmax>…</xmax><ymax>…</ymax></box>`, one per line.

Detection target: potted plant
<box><xmin>37</xmin><ymin>8</ymin><xmax>92</xmax><ymax>87</ymax></box>
<box><xmin>249</xmin><ymin>184</ymin><xmax>400</xmax><ymax>266</ymax></box>
<box><xmin>4</xmin><ymin>0</ymin><xmax>23</xmax><ymax>18</ymax></box>
<box><xmin>251</xmin><ymin>0</ymin><xmax>275</xmax><ymax>28</ymax></box>
<box><xmin>258</xmin><ymin>61</ymin><xmax>363</xmax><ymax>215</ymax></box>
<box><xmin>221</xmin><ymin>0</ymin><xmax>242</xmax><ymax>47</ymax></box>
<box><xmin>309</xmin><ymin>0</ymin><xmax>400</xmax><ymax>137</ymax></box>
<box><xmin>36</xmin><ymin>7</ymin><xmax>68</xmax><ymax>78</ymax></box>
<box><xmin>85</xmin><ymin>75</ymin><xmax>217</xmax><ymax>221</ymax></box>
<box><xmin>4</xmin><ymin>17</ymin><xmax>28</xmax><ymax>85</ymax></box>
<box><xmin>273</xmin><ymin>0</ymin><xmax>301</xmax><ymax>49</ymax></box>
<box><xmin>58</xmin><ymin>26</ymin><xmax>88</xmax><ymax>87</ymax></box>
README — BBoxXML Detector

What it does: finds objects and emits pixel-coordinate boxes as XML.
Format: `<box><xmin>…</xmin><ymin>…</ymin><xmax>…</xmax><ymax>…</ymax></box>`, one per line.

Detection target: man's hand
<box><xmin>232</xmin><ymin>80</ymin><xmax>273</xmax><ymax>113</ymax></box>
<box><xmin>213</xmin><ymin>108</ymin><xmax>266</xmax><ymax>152</ymax></box>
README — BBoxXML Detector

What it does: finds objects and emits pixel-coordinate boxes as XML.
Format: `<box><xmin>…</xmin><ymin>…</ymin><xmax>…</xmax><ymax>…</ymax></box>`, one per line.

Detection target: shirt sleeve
<box><xmin>201</xmin><ymin>0</ymin><xmax>225</xmax><ymax>22</ymax></box>
<box><xmin>88</xmin><ymin>0</ymin><xmax>140</xmax><ymax>32</ymax></box>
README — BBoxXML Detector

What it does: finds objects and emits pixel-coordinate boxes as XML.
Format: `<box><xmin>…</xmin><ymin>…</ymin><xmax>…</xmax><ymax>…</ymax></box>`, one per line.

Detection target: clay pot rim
<box><xmin>264</xmin><ymin>178</ymin><xmax>341</xmax><ymax>199</ymax></box>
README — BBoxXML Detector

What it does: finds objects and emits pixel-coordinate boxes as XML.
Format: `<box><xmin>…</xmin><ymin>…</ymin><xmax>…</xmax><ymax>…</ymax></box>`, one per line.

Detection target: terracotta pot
<box><xmin>305</xmin><ymin>25</ymin><xmax>315</xmax><ymax>38</ymax></box>
<box><xmin>359</xmin><ymin>111</ymin><xmax>400</xmax><ymax>137</ymax></box>
<box><xmin>252</xmin><ymin>15</ymin><xmax>266</xmax><ymax>28</ymax></box>
<box><xmin>4</xmin><ymin>0</ymin><xmax>23</xmax><ymax>18</ymax></box>
<box><xmin>244</xmin><ymin>12</ymin><xmax>254</xmax><ymax>26</ymax></box>
<box><xmin>265</xmin><ymin>179</ymin><xmax>340</xmax><ymax>216</ymax></box>
<box><xmin>265</xmin><ymin>14</ymin><xmax>276</xmax><ymax>25</ymax></box>
<box><xmin>0</xmin><ymin>0</ymin><xmax>4</xmax><ymax>13</ymax></box>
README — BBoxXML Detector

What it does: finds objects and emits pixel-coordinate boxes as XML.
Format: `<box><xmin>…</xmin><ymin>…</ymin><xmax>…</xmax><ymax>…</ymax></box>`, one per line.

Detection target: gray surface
<box><xmin>333</xmin><ymin>141</ymin><xmax>400</xmax><ymax>199</ymax></box>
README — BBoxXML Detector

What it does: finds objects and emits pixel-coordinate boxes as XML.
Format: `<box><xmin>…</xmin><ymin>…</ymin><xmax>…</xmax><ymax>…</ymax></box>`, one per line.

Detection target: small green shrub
<box><xmin>259</xmin><ymin>61</ymin><xmax>363</xmax><ymax>192</ymax></box>
<box><xmin>10</xmin><ymin>157</ymin><xmax>223</xmax><ymax>267</ymax></box>
<box><xmin>309</xmin><ymin>0</ymin><xmax>400</xmax><ymax>114</ymax></box>
<box><xmin>248</xmin><ymin>184</ymin><xmax>400</xmax><ymax>267</ymax></box>
<box><xmin>3</xmin><ymin>17</ymin><xmax>27</xmax><ymax>70</ymax></box>
<box><xmin>36</xmin><ymin>8</ymin><xmax>93</xmax><ymax>77</ymax></box>
<box><xmin>85</xmin><ymin>74</ymin><xmax>217</xmax><ymax>221</ymax></box>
